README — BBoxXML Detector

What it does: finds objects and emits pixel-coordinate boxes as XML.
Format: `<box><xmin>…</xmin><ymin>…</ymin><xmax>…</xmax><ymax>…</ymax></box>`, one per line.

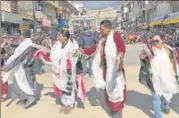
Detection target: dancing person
<box><xmin>34</xmin><ymin>28</ymin><xmax>86</xmax><ymax>114</ymax></box>
<box><xmin>2</xmin><ymin>30</ymin><xmax>50</xmax><ymax>109</ymax></box>
<box><xmin>82</xmin><ymin>20</ymin><xmax>126</xmax><ymax>118</ymax></box>
<box><xmin>139</xmin><ymin>33</ymin><xmax>179</xmax><ymax>118</ymax></box>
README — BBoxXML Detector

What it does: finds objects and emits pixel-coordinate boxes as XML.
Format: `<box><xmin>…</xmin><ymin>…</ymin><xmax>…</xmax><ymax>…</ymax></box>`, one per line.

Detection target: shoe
<box><xmin>64</xmin><ymin>106</ymin><xmax>73</xmax><ymax>114</ymax></box>
<box><xmin>59</xmin><ymin>105</ymin><xmax>66</xmax><ymax>113</ymax></box>
<box><xmin>24</xmin><ymin>96</ymin><xmax>36</xmax><ymax>109</ymax></box>
<box><xmin>89</xmin><ymin>75</ymin><xmax>94</xmax><ymax>79</ymax></box>
<box><xmin>162</xmin><ymin>108</ymin><xmax>170</xmax><ymax>114</ymax></box>
<box><xmin>1</xmin><ymin>98</ymin><xmax>6</xmax><ymax>102</ymax></box>
<box><xmin>90</xmin><ymin>99</ymin><xmax>100</xmax><ymax>106</ymax></box>
<box><xmin>17</xmin><ymin>100</ymin><xmax>27</xmax><ymax>107</ymax></box>
<box><xmin>84</xmin><ymin>74</ymin><xmax>89</xmax><ymax>79</ymax></box>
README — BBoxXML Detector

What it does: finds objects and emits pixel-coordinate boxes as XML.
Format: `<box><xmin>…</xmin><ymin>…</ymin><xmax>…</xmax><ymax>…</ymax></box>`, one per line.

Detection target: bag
<box><xmin>139</xmin><ymin>63</ymin><xmax>154</xmax><ymax>91</ymax></box>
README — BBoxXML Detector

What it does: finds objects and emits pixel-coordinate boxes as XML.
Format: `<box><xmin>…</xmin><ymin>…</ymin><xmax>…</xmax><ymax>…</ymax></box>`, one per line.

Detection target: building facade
<box><xmin>1</xmin><ymin>1</ymin><xmax>22</xmax><ymax>34</ymax></box>
<box><xmin>121</xmin><ymin>1</ymin><xmax>179</xmax><ymax>31</ymax></box>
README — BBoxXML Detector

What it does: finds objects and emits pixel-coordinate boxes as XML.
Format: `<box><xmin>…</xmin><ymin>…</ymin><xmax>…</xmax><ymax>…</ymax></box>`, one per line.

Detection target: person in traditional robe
<box><xmin>139</xmin><ymin>33</ymin><xmax>179</xmax><ymax>118</ymax></box>
<box><xmin>2</xmin><ymin>30</ymin><xmax>50</xmax><ymax>109</ymax></box>
<box><xmin>81</xmin><ymin>20</ymin><xmax>126</xmax><ymax>118</ymax></box>
<box><xmin>34</xmin><ymin>29</ymin><xmax>86</xmax><ymax>114</ymax></box>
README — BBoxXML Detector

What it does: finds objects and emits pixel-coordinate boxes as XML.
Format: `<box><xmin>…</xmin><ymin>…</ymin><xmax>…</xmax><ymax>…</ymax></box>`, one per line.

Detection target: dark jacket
<box><xmin>79</xmin><ymin>31</ymin><xmax>98</xmax><ymax>48</ymax></box>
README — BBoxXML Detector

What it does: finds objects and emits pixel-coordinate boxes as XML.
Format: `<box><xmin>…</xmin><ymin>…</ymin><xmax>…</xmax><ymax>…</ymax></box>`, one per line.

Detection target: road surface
<box><xmin>2</xmin><ymin>44</ymin><xmax>179</xmax><ymax>118</ymax></box>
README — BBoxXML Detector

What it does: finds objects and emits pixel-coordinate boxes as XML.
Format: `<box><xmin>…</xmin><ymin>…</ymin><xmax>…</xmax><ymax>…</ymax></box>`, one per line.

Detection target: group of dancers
<box><xmin>1</xmin><ymin>20</ymin><xmax>179</xmax><ymax>118</ymax></box>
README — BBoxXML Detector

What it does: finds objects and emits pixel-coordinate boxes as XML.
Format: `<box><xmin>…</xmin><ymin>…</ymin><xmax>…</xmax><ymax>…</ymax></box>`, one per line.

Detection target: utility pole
<box><xmin>32</xmin><ymin>1</ymin><xmax>36</xmax><ymax>31</ymax></box>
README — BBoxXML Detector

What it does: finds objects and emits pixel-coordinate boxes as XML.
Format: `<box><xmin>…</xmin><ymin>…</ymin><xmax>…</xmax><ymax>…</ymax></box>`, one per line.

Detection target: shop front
<box><xmin>149</xmin><ymin>12</ymin><xmax>179</xmax><ymax>27</ymax></box>
<box><xmin>1</xmin><ymin>11</ymin><xmax>22</xmax><ymax>34</ymax></box>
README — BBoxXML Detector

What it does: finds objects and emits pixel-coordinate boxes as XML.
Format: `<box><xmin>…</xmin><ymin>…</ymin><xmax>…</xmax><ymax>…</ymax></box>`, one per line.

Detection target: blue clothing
<box><xmin>151</xmin><ymin>91</ymin><xmax>169</xmax><ymax>118</ymax></box>
<box><xmin>79</xmin><ymin>31</ymin><xmax>98</xmax><ymax>48</ymax></box>
<box><xmin>151</xmin><ymin>91</ymin><xmax>162</xmax><ymax>118</ymax></box>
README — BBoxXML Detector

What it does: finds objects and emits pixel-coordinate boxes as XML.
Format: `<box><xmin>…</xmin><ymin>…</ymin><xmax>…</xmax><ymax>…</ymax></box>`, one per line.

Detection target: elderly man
<box><xmin>82</xmin><ymin>20</ymin><xmax>126</xmax><ymax>118</ymax></box>
<box><xmin>139</xmin><ymin>33</ymin><xmax>179</xmax><ymax>118</ymax></box>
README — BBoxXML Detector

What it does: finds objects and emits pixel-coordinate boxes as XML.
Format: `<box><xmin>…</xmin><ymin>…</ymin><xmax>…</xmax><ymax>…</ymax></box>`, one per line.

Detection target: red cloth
<box><xmin>83</xmin><ymin>31</ymin><xmax>125</xmax><ymax>55</ymax></box>
<box><xmin>1</xmin><ymin>82</ymin><xmax>8</xmax><ymax>95</ymax></box>
<box><xmin>114</xmin><ymin>31</ymin><xmax>126</xmax><ymax>54</ymax></box>
<box><xmin>1</xmin><ymin>74</ymin><xmax>8</xmax><ymax>95</ymax></box>
<box><xmin>34</xmin><ymin>50</ymin><xmax>51</xmax><ymax>62</ymax></box>
<box><xmin>103</xmin><ymin>67</ymin><xmax>127</xmax><ymax>112</ymax></box>
<box><xmin>83</xmin><ymin>44</ymin><xmax>97</xmax><ymax>55</ymax></box>
<box><xmin>66</xmin><ymin>58</ymin><xmax>72</xmax><ymax>70</ymax></box>
<box><xmin>53</xmin><ymin>84</ymin><xmax>62</xmax><ymax>96</ymax></box>
<box><xmin>103</xmin><ymin>31</ymin><xmax>126</xmax><ymax>112</ymax></box>
<box><xmin>77</xmin><ymin>74</ymin><xmax>86</xmax><ymax>101</ymax></box>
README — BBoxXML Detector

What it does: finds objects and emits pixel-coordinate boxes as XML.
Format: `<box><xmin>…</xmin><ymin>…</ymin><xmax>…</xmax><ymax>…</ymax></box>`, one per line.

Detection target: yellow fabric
<box><xmin>62</xmin><ymin>27</ymin><xmax>69</xmax><ymax>31</ymax></box>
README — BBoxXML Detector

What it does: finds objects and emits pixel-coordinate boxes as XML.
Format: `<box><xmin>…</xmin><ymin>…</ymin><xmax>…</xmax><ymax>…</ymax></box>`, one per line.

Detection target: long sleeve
<box><xmin>114</xmin><ymin>32</ymin><xmax>126</xmax><ymax>55</ymax></box>
<box><xmin>2</xmin><ymin>47</ymin><xmax>32</xmax><ymax>72</ymax></box>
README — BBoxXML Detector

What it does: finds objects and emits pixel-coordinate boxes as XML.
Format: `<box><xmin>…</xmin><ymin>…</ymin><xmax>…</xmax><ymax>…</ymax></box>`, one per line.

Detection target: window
<box><xmin>10</xmin><ymin>1</ymin><xmax>19</xmax><ymax>13</ymax></box>
<box><xmin>172</xmin><ymin>2</ymin><xmax>179</xmax><ymax>13</ymax></box>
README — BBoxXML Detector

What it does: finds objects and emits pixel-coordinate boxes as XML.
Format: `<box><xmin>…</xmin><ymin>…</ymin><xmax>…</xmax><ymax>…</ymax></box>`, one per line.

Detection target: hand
<box><xmin>174</xmin><ymin>49</ymin><xmax>179</xmax><ymax>58</ymax></box>
<box><xmin>116</xmin><ymin>53</ymin><xmax>123</xmax><ymax>71</ymax></box>
<box><xmin>1</xmin><ymin>42</ymin><xmax>6</xmax><ymax>48</ymax></box>
<box><xmin>79</xmin><ymin>48</ymin><xmax>84</xmax><ymax>53</ymax></box>
<box><xmin>139</xmin><ymin>50</ymin><xmax>147</xmax><ymax>60</ymax></box>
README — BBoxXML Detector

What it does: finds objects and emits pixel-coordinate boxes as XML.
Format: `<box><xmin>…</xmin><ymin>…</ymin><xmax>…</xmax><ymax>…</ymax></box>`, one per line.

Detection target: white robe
<box><xmin>92</xmin><ymin>30</ymin><xmax>125</xmax><ymax>103</ymax></box>
<box><xmin>151</xmin><ymin>47</ymin><xmax>179</xmax><ymax>102</ymax></box>
<box><xmin>3</xmin><ymin>38</ymin><xmax>50</xmax><ymax>95</ymax></box>
<box><xmin>50</xmin><ymin>39</ymin><xmax>79</xmax><ymax>92</ymax></box>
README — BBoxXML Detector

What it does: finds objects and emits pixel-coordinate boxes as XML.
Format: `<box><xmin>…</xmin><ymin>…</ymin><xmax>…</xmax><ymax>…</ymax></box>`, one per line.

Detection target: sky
<box><xmin>74</xmin><ymin>1</ymin><xmax>124</xmax><ymax>10</ymax></box>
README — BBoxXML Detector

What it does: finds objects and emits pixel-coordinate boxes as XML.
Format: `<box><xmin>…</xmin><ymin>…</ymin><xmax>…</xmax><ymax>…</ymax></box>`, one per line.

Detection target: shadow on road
<box><xmin>6</xmin><ymin>83</ymin><xmax>44</xmax><ymax>107</ymax></box>
<box><xmin>170</xmin><ymin>94</ymin><xmax>179</xmax><ymax>115</ymax></box>
<box><xmin>44</xmin><ymin>91</ymin><xmax>62</xmax><ymax>105</ymax></box>
<box><xmin>87</xmin><ymin>87</ymin><xmax>111</xmax><ymax>117</ymax></box>
<box><xmin>44</xmin><ymin>90</ymin><xmax>85</xmax><ymax>109</ymax></box>
<box><xmin>126</xmin><ymin>90</ymin><xmax>155</xmax><ymax>118</ymax></box>
<box><xmin>126</xmin><ymin>90</ymin><xmax>179</xmax><ymax>117</ymax></box>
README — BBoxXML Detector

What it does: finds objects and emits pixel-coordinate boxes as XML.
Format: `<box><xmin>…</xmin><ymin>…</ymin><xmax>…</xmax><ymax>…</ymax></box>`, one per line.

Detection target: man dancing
<box><xmin>82</xmin><ymin>20</ymin><xmax>126</xmax><ymax>118</ymax></box>
<box><xmin>2</xmin><ymin>30</ymin><xmax>50</xmax><ymax>109</ymax></box>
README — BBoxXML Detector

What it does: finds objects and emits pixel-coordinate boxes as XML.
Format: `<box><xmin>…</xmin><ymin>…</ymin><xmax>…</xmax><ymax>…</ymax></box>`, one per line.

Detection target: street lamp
<box><xmin>32</xmin><ymin>1</ymin><xmax>36</xmax><ymax>31</ymax></box>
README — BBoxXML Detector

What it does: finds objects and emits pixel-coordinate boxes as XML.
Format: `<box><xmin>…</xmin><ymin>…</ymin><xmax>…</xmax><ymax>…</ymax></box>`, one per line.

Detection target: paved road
<box><xmin>2</xmin><ymin>44</ymin><xmax>179</xmax><ymax>118</ymax></box>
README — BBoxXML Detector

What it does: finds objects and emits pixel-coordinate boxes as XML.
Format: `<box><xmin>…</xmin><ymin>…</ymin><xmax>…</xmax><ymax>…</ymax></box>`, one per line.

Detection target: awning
<box><xmin>149</xmin><ymin>12</ymin><xmax>179</xmax><ymax>27</ymax></box>
<box><xmin>2</xmin><ymin>11</ymin><xmax>22</xmax><ymax>24</ymax></box>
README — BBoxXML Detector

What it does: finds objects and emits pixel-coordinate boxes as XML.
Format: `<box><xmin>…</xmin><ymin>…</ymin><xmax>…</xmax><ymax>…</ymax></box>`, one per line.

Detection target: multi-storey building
<box><xmin>122</xmin><ymin>1</ymin><xmax>179</xmax><ymax>31</ymax></box>
<box><xmin>1</xmin><ymin>1</ymin><xmax>22</xmax><ymax>34</ymax></box>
